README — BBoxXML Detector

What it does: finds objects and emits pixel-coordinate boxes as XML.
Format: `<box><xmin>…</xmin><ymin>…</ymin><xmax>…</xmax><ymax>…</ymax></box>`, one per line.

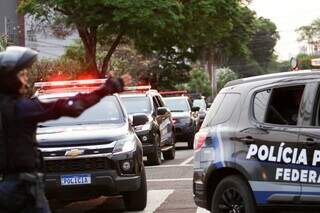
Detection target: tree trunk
<box><xmin>101</xmin><ymin>32</ymin><xmax>124</xmax><ymax>76</ymax></box>
<box><xmin>206</xmin><ymin>51</ymin><xmax>217</xmax><ymax>98</ymax></box>
<box><xmin>77</xmin><ymin>26</ymin><xmax>99</xmax><ymax>76</ymax></box>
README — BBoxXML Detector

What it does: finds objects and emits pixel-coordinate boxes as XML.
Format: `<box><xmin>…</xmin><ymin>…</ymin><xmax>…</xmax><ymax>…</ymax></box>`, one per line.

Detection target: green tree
<box><xmin>0</xmin><ymin>34</ymin><xmax>10</xmax><ymax>51</ymax></box>
<box><xmin>249</xmin><ymin>17</ymin><xmax>279</xmax><ymax>68</ymax></box>
<box><xmin>227</xmin><ymin>17</ymin><xmax>279</xmax><ymax>77</ymax></box>
<box><xmin>19</xmin><ymin>0</ymin><xmax>183</xmax><ymax>76</ymax></box>
<box><xmin>216</xmin><ymin>68</ymin><xmax>238</xmax><ymax>91</ymax></box>
<box><xmin>297</xmin><ymin>18</ymin><xmax>320</xmax><ymax>45</ymax></box>
<box><xmin>187</xmin><ymin>68</ymin><xmax>211</xmax><ymax>97</ymax></box>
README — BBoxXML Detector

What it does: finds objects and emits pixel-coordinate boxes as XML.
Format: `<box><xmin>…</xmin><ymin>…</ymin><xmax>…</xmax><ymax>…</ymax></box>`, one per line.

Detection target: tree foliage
<box><xmin>227</xmin><ymin>17</ymin><xmax>279</xmax><ymax>77</ymax></box>
<box><xmin>0</xmin><ymin>34</ymin><xmax>10</xmax><ymax>51</ymax></box>
<box><xmin>186</xmin><ymin>67</ymin><xmax>211</xmax><ymax>97</ymax></box>
<box><xmin>19</xmin><ymin>0</ymin><xmax>183</xmax><ymax>76</ymax></box>
<box><xmin>297</xmin><ymin>18</ymin><xmax>320</xmax><ymax>44</ymax></box>
<box><xmin>216</xmin><ymin>67</ymin><xmax>238</xmax><ymax>91</ymax></box>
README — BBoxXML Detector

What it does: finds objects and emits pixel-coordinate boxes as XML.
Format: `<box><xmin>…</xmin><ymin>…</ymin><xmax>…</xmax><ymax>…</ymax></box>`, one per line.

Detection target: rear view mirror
<box><xmin>207</xmin><ymin>102</ymin><xmax>212</xmax><ymax>108</ymax></box>
<box><xmin>157</xmin><ymin>107</ymin><xmax>169</xmax><ymax>116</ymax></box>
<box><xmin>132</xmin><ymin>114</ymin><xmax>149</xmax><ymax>126</ymax></box>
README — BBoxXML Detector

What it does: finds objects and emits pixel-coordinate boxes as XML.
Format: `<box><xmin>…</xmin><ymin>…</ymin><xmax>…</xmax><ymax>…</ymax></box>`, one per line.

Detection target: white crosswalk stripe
<box><xmin>196</xmin><ymin>207</ymin><xmax>211</xmax><ymax>213</ymax></box>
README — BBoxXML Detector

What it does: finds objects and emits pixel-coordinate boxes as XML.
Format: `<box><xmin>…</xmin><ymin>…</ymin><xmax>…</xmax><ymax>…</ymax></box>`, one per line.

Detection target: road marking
<box><xmin>147</xmin><ymin>178</ymin><xmax>192</xmax><ymax>182</ymax></box>
<box><xmin>180</xmin><ymin>156</ymin><xmax>194</xmax><ymax>165</ymax></box>
<box><xmin>146</xmin><ymin>164</ymin><xmax>192</xmax><ymax>168</ymax></box>
<box><xmin>196</xmin><ymin>207</ymin><xmax>211</xmax><ymax>213</ymax></box>
<box><xmin>127</xmin><ymin>190</ymin><xmax>174</xmax><ymax>213</ymax></box>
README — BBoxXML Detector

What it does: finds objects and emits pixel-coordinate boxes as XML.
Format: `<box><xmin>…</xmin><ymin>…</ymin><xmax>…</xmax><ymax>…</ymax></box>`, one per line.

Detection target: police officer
<box><xmin>0</xmin><ymin>46</ymin><xmax>131</xmax><ymax>212</ymax></box>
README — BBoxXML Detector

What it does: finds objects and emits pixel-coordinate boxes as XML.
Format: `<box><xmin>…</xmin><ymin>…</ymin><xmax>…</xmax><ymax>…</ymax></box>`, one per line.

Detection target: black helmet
<box><xmin>0</xmin><ymin>46</ymin><xmax>38</xmax><ymax>94</ymax></box>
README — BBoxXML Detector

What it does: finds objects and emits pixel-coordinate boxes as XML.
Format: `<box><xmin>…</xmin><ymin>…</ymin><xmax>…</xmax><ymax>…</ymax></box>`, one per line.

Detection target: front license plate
<box><xmin>60</xmin><ymin>174</ymin><xmax>91</xmax><ymax>186</ymax></box>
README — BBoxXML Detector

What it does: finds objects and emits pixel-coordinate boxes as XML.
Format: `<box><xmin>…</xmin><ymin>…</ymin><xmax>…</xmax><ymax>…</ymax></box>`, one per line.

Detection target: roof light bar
<box><xmin>124</xmin><ymin>85</ymin><xmax>152</xmax><ymax>91</ymax></box>
<box><xmin>159</xmin><ymin>90</ymin><xmax>188</xmax><ymax>95</ymax></box>
<box><xmin>34</xmin><ymin>79</ymin><xmax>107</xmax><ymax>88</ymax></box>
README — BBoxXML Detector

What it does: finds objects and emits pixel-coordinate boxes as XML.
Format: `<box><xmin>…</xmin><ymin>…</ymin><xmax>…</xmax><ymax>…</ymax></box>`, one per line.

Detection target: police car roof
<box><xmin>225</xmin><ymin>70</ymin><xmax>320</xmax><ymax>88</ymax></box>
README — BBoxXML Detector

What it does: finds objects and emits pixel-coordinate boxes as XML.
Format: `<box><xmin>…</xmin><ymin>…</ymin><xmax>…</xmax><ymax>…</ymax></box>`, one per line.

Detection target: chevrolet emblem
<box><xmin>65</xmin><ymin>149</ymin><xmax>84</xmax><ymax>157</ymax></box>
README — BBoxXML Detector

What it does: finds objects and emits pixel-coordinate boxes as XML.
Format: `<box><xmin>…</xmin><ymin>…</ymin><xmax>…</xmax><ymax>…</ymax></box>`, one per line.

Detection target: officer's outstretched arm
<box><xmin>19</xmin><ymin>78</ymin><xmax>125</xmax><ymax>123</ymax></box>
<box><xmin>58</xmin><ymin>77</ymin><xmax>124</xmax><ymax>118</ymax></box>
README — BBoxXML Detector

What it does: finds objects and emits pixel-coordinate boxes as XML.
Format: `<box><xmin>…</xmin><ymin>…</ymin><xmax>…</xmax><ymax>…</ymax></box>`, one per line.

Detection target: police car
<box><xmin>193</xmin><ymin>70</ymin><xmax>320</xmax><ymax>212</ymax></box>
<box><xmin>162</xmin><ymin>92</ymin><xmax>200</xmax><ymax>149</ymax></box>
<box><xmin>34</xmin><ymin>79</ymin><xmax>147</xmax><ymax>211</ymax></box>
<box><xmin>120</xmin><ymin>88</ymin><xmax>175</xmax><ymax>165</ymax></box>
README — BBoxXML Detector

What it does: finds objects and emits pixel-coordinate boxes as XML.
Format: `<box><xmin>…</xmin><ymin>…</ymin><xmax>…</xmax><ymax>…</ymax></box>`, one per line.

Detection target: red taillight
<box><xmin>172</xmin><ymin>119</ymin><xmax>177</xmax><ymax>125</ymax></box>
<box><xmin>194</xmin><ymin>131</ymin><xmax>208</xmax><ymax>150</ymax></box>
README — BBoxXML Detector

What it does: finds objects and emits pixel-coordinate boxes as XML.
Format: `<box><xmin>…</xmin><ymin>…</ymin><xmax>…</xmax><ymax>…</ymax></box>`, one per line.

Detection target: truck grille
<box><xmin>44</xmin><ymin>157</ymin><xmax>113</xmax><ymax>173</ymax></box>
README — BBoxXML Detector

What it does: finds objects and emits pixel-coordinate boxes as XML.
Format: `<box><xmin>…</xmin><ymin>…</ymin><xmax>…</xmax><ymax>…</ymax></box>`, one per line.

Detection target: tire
<box><xmin>49</xmin><ymin>200</ymin><xmax>68</xmax><ymax>211</ymax></box>
<box><xmin>123</xmin><ymin>167</ymin><xmax>147</xmax><ymax>211</ymax></box>
<box><xmin>163</xmin><ymin>144</ymin><xmax>176</xmax><ymax>160</ymax></box>
<box><xmin>211</xmin><ymin>175</ymin><xmax>256</xmax><ymax>213</ymax></box>
<box><xmin>147</xmin><ymin>134</ymin><xmax>162</xmax><ymax>165</ymax></box>
<box><xmin>187</xmin><ymin>134</ymin><xmax>194</xmax><ymax>149</ymax></box>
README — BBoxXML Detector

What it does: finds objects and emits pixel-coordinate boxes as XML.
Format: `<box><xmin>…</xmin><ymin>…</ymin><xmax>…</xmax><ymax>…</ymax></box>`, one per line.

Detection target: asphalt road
<box><xmin>52</xmin><ymin>143</ymin><xmax>318</xmax><ymax>213</ymax></box>
<box><xmin>54</xmin><ymin>143</ymin><xmax>203</xmax><ymax>213</ymax></box>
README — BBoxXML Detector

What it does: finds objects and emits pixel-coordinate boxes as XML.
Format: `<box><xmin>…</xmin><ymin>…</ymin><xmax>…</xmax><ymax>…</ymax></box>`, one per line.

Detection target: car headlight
<box><xmin>134</xmin><ymin>123</ymin><xmax>152</xmax><ymax>132</ymax></box>
<box><xmin>113</xmin><ymin>135</ymin><xmax>136</xmax><ymax>155</ymax></box>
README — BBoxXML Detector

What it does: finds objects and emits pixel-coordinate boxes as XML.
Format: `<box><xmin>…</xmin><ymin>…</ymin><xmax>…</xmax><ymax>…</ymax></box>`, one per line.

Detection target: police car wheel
<box><xmin>188</xmin><ymin>135</ymin><xmax>194</xmax><ymax>149</ymax></box>
<box><xmin>211</xmin><ymin>175</ymin><xmax>256</xmax><ymax>213</ymax></box>
<box><xmin>147</xmin><ymin>134</ymin><xmax>162</xmax><ymax>165</ymax></box>
<box><xmin>123</xmin><ymin>167</ymin><xmax>147</xmax><ymax>211</ymax></box>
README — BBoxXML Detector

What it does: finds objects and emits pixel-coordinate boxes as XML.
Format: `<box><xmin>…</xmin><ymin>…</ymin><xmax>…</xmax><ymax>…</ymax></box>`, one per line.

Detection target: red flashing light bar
<box><xmin>159</xmin><ymin>90</ymin><xmax>188</xmax><ymax>95</ymax></box>
<box><xmin>34</xmin><ymin>79</ymin><xmax>107</xmax><ymax>88</ymax></box>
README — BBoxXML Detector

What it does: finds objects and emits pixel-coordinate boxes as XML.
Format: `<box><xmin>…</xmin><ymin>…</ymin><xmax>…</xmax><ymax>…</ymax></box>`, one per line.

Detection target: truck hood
<box><xmin>37</xmin><ymin>123</ymin><xmax>129</xmax><ymax>147</ymax></box>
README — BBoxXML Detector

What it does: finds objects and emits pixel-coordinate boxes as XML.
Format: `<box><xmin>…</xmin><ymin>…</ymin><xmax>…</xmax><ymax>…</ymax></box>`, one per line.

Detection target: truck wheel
<box><xmin>147</xmin><ymin>134</ymin><xmax>162</xmax><ymax>165</ymax></box>
<box><xmin>123</xmin><ymin>167</ymin><xmax>147</xmax><ymax>211</ymax></box>
<box><xmin>211</xmin><ymin>175</ymin><xmax>256</xmax><ymax>213</ymax></box>
<box><xmin>163</xmin><ymin>144</ymin><xmax>176</xmax><ymax>160</ymax></box>
<box><xmin>187</xmin><ymin>135</ymin><xmax>194</xmax><ymax>149</ymax></box>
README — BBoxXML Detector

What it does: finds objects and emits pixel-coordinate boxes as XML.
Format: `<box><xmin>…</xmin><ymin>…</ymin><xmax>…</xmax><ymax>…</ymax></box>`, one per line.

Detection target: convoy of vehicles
<box><xmin>120</xmin><ymin>88</ymin><xmax>176</xmax><ymax>165</ymax></box>
<box><xmin>163</xmin><ymin>96</ymin><xmax>200</xmax><ymax>149</ymax></box>
<box><xmin>32</xmin><ymin>70</ymin><xmax>320</xmax><ymax>213</ymax></box>
<box><xmin>34</xmin><ymin>79</ymin><xmax>147</xmax><ymax>211</ymax></box>
<box><xmin>193</xmin><ymin>70</ymin><xmax>320</xmax><ymax>212</ymax></box>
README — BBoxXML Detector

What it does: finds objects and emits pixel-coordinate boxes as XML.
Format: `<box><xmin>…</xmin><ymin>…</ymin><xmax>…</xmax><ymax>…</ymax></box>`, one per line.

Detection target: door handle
<box><xmin>240</xmin><ymin>136</ymin><xmax>254</xmax><ymax>145</ymax></box>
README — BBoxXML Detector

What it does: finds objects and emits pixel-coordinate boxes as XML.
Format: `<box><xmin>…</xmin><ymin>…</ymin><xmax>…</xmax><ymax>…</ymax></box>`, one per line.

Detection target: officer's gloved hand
<box><xmin>102</xmin><ymin>74</ymin><xmax>132</xmax><ymax>95</ymax></box>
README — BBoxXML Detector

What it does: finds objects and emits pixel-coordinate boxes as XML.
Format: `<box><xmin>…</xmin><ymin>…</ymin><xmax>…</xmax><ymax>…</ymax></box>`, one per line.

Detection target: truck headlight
<box><xmin>113</xmin><ymin>135</ymin><xmax>136</xmax><ymax>155</ymax></box>
<box><xmin>180</xmin><ymin>118</ymin><xmax>192</xmax><ymax>124</ymax></box>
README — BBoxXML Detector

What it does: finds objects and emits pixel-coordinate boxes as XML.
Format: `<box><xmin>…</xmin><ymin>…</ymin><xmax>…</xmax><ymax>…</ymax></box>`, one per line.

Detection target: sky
<box><xmin>249</xmin><ymin>0</ymin><xmax>320</xmax><ymax>61</ymax></box>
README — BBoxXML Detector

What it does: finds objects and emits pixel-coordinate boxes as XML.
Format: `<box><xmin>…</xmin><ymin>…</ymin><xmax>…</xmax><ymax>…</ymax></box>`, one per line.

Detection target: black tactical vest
<box><xmin>0</xmin><ymin>95</ymin><xmax>16</xmax><ymax>173</ymax></box>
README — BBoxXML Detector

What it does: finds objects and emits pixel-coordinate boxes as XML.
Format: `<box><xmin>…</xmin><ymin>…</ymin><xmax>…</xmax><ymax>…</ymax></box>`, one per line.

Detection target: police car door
<box><xmin>298</xmin><ymin>82</ymin><xmax>320</xmax><ymax>202</ymax></box>
<box><xmin>237</xmin><ymin>84</ymin><xmax>305</xmax><ymax>205</ymax></box>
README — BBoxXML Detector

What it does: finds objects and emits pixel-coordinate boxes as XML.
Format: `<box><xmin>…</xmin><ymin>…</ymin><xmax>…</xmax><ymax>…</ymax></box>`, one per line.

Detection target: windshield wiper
<box><xmin>171</xmin><ymin>110</ymin><xmax>185</xmax><ymax>112</ymax></box>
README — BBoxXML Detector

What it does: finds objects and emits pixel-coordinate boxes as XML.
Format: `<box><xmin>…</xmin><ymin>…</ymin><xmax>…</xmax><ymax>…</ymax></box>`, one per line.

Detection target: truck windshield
<box><xmin>39</xmin><ymin>96</ymin><xmax>124</xmax><ymax>126</ymax></box>
<box><xmin>121</xmin><ymin>96</ymin><xmax>152</xmax><ymax>114</ymax></box>
<box><xmin>164</xmin><ymin>98</ymin><xmax>190</xmax><ymax>112</ymax></box>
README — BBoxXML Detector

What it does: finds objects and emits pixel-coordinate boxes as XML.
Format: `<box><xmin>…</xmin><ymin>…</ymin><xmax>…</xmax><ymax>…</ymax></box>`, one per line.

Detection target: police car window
<box><xmin>253</xmin><ymin>90</ymin><xmax>271</xmax><ymax>123</ymax></box>
<box><xmin>265</xmin><ymin>85</ymin><xmax>305</xmax><ymax>126</ymax></box>
<box><xmin>203</xmin><ymin>93</ymin><xmax>240</xmax><ymax>127</ymax></box>
<box><xmin>152</xmin><ymin>97</ymin><xmax>160</xmax><ymax>109</ymax></box>
<box><xmin>164</xmin><ymin>98</ymin><xmax>190</xmax><ymax>112</ymax></box>
<box><xmin>155</xmin><ymin>96</ymin><xmax>164</xmax><ymax>107</ymax></box>
<box><xmin>40</xmin><ymin>96</ymin><xmax>124</xmax><ymax>126</ymax></box>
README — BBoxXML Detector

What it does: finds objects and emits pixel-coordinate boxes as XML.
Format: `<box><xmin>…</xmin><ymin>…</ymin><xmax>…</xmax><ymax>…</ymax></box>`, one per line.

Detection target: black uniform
<box><xmin>0</xmin><ymin>46</ymin><xmax>124</xmax><ymax>213</ymax></box>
